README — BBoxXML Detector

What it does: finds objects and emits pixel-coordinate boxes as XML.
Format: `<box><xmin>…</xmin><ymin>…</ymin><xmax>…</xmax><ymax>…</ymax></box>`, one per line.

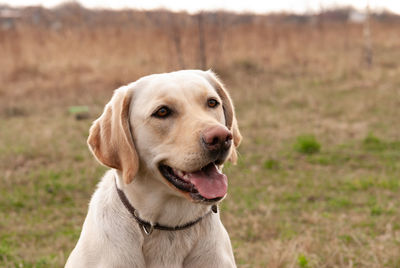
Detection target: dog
<box><xmin>65</xmin><ymin>70</ymin><xmax>242</xmax><ymax>268</ymax></box>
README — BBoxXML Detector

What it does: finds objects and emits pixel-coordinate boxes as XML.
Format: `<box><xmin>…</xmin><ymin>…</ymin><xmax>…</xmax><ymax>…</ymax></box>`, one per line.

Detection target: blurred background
<box><xmin>0</xmin><ymin>0</ymin><xmax>399</xmax><ymax>267</ymax></box>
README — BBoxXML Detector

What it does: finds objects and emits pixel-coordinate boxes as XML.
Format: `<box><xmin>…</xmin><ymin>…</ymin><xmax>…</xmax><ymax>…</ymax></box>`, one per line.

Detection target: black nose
<box><xmin>201</xmin><ymin>126</ymin><xmax>232</xmax><ymax>155</ymax></box>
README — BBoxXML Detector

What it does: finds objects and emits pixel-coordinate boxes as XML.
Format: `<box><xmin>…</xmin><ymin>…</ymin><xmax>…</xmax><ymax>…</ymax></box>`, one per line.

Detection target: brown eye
<box><xmin>207</xmin><ymin>98</ymin><xmax>219</xmax><ymax>108</ymax></box>
<box><xmin>153</xmin><ymin>106</ymin><xmax>171</xmax><ymax>118</ymax></box>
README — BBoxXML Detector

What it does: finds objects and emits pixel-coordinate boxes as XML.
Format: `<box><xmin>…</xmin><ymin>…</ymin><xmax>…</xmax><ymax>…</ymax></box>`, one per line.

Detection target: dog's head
<box><xmin>88</xmin><ymin>70</ymin><xmax>241</xmax><ymax>203</ymax></box>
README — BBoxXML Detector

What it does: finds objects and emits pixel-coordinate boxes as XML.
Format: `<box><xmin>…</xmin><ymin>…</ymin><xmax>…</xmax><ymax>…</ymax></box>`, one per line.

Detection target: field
<box><xmin>1</xmin><ymin>6</ymin><xmax>400</xmax><ymax>267</ymax></box>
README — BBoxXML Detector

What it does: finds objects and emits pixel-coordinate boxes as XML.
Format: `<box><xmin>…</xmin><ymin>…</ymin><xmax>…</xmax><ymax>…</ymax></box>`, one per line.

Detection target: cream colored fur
<box><xmin>65</xmin><ymin>70</ymin><xmax>241</xmax><ymax>268</ymax></box>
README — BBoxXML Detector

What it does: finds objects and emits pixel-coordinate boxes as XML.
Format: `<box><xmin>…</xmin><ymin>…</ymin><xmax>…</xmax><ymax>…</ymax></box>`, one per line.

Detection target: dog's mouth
<box><xmin>158</xmin><ymin>163</ymin><xmax>227</xmax><ymax>203</ymax></box>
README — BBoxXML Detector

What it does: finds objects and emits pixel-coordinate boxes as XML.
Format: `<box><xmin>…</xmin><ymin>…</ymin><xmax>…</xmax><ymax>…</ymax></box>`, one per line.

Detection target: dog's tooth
<box><xmin>176</xmin><ymin>170</ymin><xmax>184</xmax><ymax>178</ymax></box>
<box><xmin>183</xmin><ymin>174</ymin><xmax>189</xmax><ymax>181</ymax></box>
<box><xmin>172</xmin><ymin>168</ymin><xmax>178</xmax><ymax>176</ymax></box>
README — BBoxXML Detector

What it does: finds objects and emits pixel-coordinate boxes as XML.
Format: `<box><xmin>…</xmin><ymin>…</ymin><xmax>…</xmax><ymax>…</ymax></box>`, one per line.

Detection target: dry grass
<box><xmin>1</xmin><ymin>8</ymin><xmax>400</xmax><ymax>267</ymax></box>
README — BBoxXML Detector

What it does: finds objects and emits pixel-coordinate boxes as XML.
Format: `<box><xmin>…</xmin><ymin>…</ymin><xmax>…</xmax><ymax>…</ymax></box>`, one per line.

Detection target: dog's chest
<box><xmin>142</xmin><ymin>230</ymin><xmax>198</xmax><ymax>267</ymax></box>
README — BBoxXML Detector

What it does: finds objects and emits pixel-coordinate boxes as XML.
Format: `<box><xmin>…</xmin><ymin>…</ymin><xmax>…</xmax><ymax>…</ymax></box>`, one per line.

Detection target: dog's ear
<box><xmin>202</xmin><ymin>70</ymin><xmax>242</xmax><ymax>164</ymax></box>
<box><xmin>87</xmin><ymin>87</ymin><xmax>139</xmax><ymax>184</ymax></box>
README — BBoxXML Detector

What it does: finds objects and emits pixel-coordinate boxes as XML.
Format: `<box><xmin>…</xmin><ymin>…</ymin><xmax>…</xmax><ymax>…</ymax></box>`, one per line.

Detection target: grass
<box><xmin>1</xmin><ymin>7</ymin><xmax>400</xmax><ymax>268</ymax></box>
<box><xmin>293</xmin><ymin>135</ymin><xmax>321</xmax><ymax>155</ymax></box>
<box><xmin>297</xmin><ymin>254</ymin><xmax>309</xmax><ymax>268</ymax></box>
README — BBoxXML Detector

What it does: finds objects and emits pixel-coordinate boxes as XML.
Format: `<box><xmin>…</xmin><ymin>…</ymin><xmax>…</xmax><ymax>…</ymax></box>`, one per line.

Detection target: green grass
<box><xmin>297</xmin><ymin>254</ymin><xmax>309</xmax><ymax>268</ymax></box>
<box><xmin>263</xmin><ymin>159</ymin><xmax>280</xmax><ymax>170</ymax></box>
<box><xmin>293</xmin><ymin>135</ymin><xmax>321</xmax><ymax>155</ymax></box>
<box><xmin>2</xmin><ymin>86</ymin><xmax>400</xmax><ymax>268</ymax></box>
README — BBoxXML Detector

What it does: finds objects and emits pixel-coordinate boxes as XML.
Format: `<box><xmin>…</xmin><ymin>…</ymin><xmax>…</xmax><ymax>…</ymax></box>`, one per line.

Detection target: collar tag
<box><xmin>142</xmin><ymin>224</ymin><xmax>154</xmax><ymax>235</ymax></box>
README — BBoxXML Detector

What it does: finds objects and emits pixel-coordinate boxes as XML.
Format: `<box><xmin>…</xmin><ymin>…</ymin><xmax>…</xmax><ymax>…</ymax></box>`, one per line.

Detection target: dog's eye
<box><xmin>153</xmin><ymin>106</ymin><xmax>171</xmax><ymax>118</ymax></box>
<box><xmin>207</xmin><ymin>98</ymin><xmax>219</xmax><ymax>108</ymax></box>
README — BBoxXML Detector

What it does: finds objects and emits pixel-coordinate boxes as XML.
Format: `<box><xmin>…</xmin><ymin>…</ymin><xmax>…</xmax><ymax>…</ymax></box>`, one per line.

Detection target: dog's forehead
<box><xmin>135</xmin><ymin>72</ymin><xmax>218</xmax><ymax>103</ymax></box>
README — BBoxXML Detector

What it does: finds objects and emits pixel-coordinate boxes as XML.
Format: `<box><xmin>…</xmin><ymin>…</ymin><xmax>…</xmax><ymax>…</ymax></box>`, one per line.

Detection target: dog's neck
<box><xmin>114</xmin><ymin>169</ymin><xmax>211</xmax><ymax>227</ymax></box>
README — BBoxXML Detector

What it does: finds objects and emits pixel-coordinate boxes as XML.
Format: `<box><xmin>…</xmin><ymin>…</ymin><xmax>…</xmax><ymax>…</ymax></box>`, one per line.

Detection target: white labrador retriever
<box><xmin>65</xmin><ymin>70</ymin><xmax>242</xmax><ymax>268</ymax></box>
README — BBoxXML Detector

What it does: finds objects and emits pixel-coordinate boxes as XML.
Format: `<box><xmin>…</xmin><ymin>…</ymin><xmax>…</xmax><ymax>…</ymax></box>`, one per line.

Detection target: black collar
<box><xmin>114</xmin><ymin>177</ymin><xmax>218</xmax><ymax>235</ymax></box>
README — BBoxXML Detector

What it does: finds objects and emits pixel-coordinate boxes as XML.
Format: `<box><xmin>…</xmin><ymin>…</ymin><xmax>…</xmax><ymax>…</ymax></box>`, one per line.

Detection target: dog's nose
<box><xmin>202</xmin><ymin>126</ymin><xmax>233</xmax><ymax>153</ymax></box>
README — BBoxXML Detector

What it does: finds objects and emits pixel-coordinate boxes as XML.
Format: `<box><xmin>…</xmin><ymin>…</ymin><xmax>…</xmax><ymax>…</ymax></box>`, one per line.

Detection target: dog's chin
<box><xmin>158</xmin><ymin>161</ymin><xmax>228</xmax><ymax>204</ymax></box>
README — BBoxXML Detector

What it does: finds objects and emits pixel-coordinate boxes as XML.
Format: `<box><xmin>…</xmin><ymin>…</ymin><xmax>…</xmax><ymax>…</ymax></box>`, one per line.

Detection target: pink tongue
<box><xmin>186</xmin><ymin>164</ymin><xmax>227</xmax><ymax>199</ymax></box>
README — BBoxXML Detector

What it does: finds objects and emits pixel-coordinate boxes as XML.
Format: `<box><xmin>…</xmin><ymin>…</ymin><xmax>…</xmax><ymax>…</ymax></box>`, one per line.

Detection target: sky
<box><xmin>1</xmin><ymin>0</ymin><xmax>400</xmax><ymax>14</ymax></box>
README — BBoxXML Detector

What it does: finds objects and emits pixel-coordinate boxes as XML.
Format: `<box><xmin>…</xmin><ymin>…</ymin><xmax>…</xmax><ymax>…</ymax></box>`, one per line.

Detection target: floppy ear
<box><xmin>202</xmin><ymin>70</ymin><xmax>242</xmax><ymax>164</ymax></box>
<box><xmin>87</xmin><ymin>87</ymin><xmax>139</xmax><ymax>184</ymax></box>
